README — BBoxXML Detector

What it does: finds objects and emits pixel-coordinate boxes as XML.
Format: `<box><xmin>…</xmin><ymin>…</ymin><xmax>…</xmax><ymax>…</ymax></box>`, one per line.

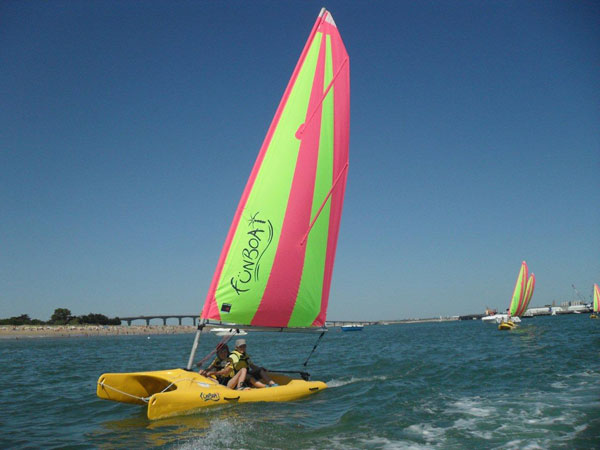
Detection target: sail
<box><xmin>200</xmin><ymin>9</ymin><xmax>350</xmax><ymax>329</ymax></box>
<box><xmin>516</xmin><ymin>273</ymin><xmax>535</xmax><ymax>316</ymax></box>
<box><xmin>594</xmin><ymin>283</ymin><xmax>600</xmax><ymax>313</ymax></box>
<box><xmin>508</xmin><ymin>261</ymin><xmax>528</xmax><ymax>317</ymax></box>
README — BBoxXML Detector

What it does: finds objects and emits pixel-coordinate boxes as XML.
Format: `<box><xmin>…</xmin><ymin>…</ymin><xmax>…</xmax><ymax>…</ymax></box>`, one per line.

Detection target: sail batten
<box><xmin>201</xmin><ymin>10</ymin><xmax>349</xmax><ymax>330</ymax></box>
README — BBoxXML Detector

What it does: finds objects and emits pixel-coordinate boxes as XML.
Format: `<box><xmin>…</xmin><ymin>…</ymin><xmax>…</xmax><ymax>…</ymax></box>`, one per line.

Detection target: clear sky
<box><xmin>2</xmin><ymin>1</ymin><xmax>599</xmax><ymax>322</ymax></box>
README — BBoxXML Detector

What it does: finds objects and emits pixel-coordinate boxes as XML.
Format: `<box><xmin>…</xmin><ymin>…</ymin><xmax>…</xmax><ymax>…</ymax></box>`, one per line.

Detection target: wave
<box><xmin>326</xmin><ymin>375</ymin><xmax>388</xmax><ymax>388</ymax></box>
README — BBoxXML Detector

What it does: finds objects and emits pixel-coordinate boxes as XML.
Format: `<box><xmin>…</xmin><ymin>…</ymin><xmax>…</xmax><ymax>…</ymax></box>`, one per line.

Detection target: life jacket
<box><xmin>229</xmin><ymin>350</ymin><xmax>252</xmax><ymax>374</ymax></box>
<box><xmin>208</xmin><ymin>355</ymin><xmax>232</xmax><ymax>378</ymax></box>
<box><xmin>209</xmin><ymin>355</ymin><xmax>229</xmax><ymax>370</ymax></box>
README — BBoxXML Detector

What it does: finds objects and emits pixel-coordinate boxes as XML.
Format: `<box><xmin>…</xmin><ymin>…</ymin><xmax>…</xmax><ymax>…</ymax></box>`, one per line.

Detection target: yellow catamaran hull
<box><xmin>498</xmin><ymin>321</ymin><xmax>516</xmax><ymax>331</ymax></box>
<box><xmin>97</xmin><ymin>368</ymin><xmax>326</xmax><ymax>420</ymax></box>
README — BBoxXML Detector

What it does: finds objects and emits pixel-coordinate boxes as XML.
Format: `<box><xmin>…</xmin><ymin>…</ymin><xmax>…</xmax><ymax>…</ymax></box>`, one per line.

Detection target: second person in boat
<box><xmin>230</xmin><ymin>339</ymin><xmax>278</xmax><ymax>389</ymax></box>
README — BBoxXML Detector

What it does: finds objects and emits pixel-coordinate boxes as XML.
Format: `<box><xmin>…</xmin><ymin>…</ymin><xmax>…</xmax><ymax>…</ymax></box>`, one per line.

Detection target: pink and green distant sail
<box><xmin>200</xmin><ymin>9</ymin><xmax>349</xmax><ymax>329</ymax></box>
<box><xmin>518</xmin><ymin>272</ymin><xmax>535</xmax><ymax>316</ymax></box>
<box><xmin>508</xmin><ymin>261</ymin><xmax>535</xmax><ymax>317</ymax></box>
<box><xmin>594</xmin><ymin>283</ymin><xmax>599</xmax><ymax>313</ymax></box>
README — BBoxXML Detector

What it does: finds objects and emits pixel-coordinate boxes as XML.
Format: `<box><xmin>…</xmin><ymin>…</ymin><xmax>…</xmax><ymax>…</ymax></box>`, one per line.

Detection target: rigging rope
<box><xmin>302</xmin><ymin>331</ymin><xmax>325</xmax><ymax>367</ymax></box>
<box><xmin>97</xmin><ymin>380</ymin><xmax>150</xmax><ymax>403</ymax></box>
<box><xmin>195</xmin><ymin>329</ymin><xmax>239</xmax><ymax>369</ymax></box>
<box><xmin>97</xmin><ymin>376</ymin><xmax>199</xmax><ymax>403</ymax></box>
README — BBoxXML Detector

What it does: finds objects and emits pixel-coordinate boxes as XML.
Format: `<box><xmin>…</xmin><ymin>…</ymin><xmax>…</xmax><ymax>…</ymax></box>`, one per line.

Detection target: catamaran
<box><xmin>497</xmin><ymin>261</ymin><xmax>535</xmax><ymax>330</ymax></box>
<box><xmin>97</xmin><ymin>8</ymin><xmax>350</xmax><ymax>420</ymax></box>
<box><xmin>591</xmin><ymin>283</ymin><xmax>599</xmax><ymax>319</ymax></box>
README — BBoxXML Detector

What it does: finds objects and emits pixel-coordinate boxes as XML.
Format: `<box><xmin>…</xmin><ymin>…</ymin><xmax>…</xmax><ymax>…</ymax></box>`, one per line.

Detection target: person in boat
<box><xmin>198</xmin><ymin>344</ymin><xmax>248</xmax><ymax>390</ymax></box>
<box><xmin>229</xmin><ymin>339</ymin><xmax>278</xmax><ymax>389</ymax></box>
<box><xmin>198</xmin><ymin>343</ymin><xmax>233</xmax><ymax>385</ymax></box>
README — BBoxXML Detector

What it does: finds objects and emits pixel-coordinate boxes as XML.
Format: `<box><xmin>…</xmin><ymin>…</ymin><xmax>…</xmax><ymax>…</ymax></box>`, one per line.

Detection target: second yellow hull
<box><xmin>498</xmin><ymin>321</ymin><xmax>516</xmax><ymax>331</ymax></box>
<box><xmin>97</xmin><ymin>368</ymin><xmax>326</xmax><ymax>420</ymax></box>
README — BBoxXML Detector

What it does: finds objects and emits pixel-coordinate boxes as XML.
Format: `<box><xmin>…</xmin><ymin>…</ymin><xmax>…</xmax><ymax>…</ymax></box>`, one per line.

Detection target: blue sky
<box><xmin>2</xmin><ymin>1</ymin><xmax>598</xmax><ymax>322</ymax></box>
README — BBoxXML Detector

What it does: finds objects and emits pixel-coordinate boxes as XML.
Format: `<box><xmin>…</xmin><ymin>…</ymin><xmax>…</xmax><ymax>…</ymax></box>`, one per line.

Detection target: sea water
<box><xmin>0</xmin><ymin>314</ymin><xmax>598</xmax><ymax>449</ymax></box>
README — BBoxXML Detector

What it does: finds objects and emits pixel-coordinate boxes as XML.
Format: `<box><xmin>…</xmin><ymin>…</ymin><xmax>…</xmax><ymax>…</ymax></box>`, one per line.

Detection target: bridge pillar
<box><xmin>163</xmin><ymin>318</ymin><xmax>167</xmax><ymax>326</ymax></box>
<box><xmin>178</xmin><ymin>317</ymin><xmax>182</xmax><ymax>325</ymax></box>
<box><xmin>127</xmin><ymin>320</ymin><xmax>132</xmax><ymax>326</ymax></box>
<box><xmin>193</xmin><ymin>317</ymin><xmax>197</xmax><ymax>326</ymax></box>
<box><xmin>145</xmin><ymin>318</ymin><xmax>150</xmax><ymax>326</ymax></box>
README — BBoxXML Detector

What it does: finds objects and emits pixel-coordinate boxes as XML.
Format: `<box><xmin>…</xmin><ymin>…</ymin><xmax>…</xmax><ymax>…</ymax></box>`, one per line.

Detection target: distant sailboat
<box><xmin>97</xmin><ymin>8</ymin><xmax>350</xmax><ymax>419</ymax></box>
<box><xmin>498</xmin><ymin>261</ymin><xmax>535</xmax><ymax>330</ymax></box>
<box><xmin>591</xmin><ymin>284</ymin><xmax>599</xmax><ymax>319</ymax></box>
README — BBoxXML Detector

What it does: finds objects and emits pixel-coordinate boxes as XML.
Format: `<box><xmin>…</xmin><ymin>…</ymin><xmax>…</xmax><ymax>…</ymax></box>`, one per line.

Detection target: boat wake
<box><xmin>327</xmin><ymin>375</ymin><xmax>388</xmax><ymax>388</ymax></box>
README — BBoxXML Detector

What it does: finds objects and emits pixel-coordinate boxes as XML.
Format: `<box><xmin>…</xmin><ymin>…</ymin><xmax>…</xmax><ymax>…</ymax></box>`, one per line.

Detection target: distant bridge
<box><xmin>119</xmin><ymin>315</ymin><xmax>378</xmax><ymax>327</ymax></box>
<box><xmin>119</xmin><ymin>315</ymin><xmax>199</xmax><ymax>326</ymax></box>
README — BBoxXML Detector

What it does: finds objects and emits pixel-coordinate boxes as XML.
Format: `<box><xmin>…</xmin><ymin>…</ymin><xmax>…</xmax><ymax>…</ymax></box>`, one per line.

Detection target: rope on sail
<box><xmin>302</xmin><ymin>331</ymin><xmax>325</xmax><ymax>367</ymax></box>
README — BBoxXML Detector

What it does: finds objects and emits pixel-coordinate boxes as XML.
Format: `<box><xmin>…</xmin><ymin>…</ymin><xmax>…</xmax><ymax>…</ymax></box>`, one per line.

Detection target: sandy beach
<box><xmin>0</xmin><ymin>324</ymin><xmax>197</xmax><ymax>339</ymax></box>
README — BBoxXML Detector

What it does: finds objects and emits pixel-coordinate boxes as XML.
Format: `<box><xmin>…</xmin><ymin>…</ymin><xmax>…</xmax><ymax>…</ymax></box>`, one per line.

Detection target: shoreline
<box><xmin>0</xmin><ymin>325</ymin><xmax>197</xmax><ymax>339</ymax></box>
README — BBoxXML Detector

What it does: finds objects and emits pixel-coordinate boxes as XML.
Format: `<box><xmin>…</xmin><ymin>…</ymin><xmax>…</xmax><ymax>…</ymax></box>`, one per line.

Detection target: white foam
<box><xmin>326</xmin><ymin>375</ymin><xmax>387</xmax><ymax>388</ymax></box>
<box><xmin>405</xmin><ymin>423</ymin><xmax>447</xmax><ymax>443</ymax></box>
<box><xmin>175</xmin><ymin>418</ymin><xmax>244</xmax><ymax>450</ymax></box>
<box><xmin>324</xmin><ymin>435</ymin><xmax>433</xmax><ymax>450</ymax></box>
<box><xmin>363</xmin><ymin>437</ymin><xmax>435</xmax><ymax>450</ymax></box>
<box><xmin>445</xmin><ymin>398</ymin><xmax>495</xmax><ymax>417</ymax></box>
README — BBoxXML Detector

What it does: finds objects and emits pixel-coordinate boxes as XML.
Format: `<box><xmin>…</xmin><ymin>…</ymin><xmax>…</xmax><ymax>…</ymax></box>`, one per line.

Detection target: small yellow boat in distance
<box><xmin>498</xmin><ymin>321</ymin><xmax>516</xmax><ymax>331</ymax></box>
<box><xmin>97</xmin><ymin>369</ymin><xmax>326</xmax><ymax>420</ymax></box>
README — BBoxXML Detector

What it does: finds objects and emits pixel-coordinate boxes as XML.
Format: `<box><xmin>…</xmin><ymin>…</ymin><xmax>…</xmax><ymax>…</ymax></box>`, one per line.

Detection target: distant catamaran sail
<box><xmin>201</xmin><ymin>9</ymin><xmax>349</xmax><ymax>331</ymax></box>
<box><xmin>509</xmin><ymin>261</ymin><xmax>535</xmax><ymax>318</ymax></box>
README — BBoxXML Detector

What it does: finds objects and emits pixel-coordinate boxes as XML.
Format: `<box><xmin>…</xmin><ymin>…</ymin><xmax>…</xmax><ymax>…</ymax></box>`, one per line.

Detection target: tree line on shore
<box><xmin>0</xmin><ymin>308</ymin><xmax>121</xmax><ymax>326</ymax></box>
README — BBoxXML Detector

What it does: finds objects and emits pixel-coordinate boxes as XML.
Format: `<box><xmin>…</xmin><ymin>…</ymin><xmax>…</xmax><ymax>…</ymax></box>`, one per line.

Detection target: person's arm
<box><xmin>214</xmin><ymin>361</ymin><xmax>233</xmax><ymax>376</ymax></box>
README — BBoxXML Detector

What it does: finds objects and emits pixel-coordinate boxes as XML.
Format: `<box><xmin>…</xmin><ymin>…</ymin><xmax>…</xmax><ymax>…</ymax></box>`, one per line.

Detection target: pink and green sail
<box><xmin>594</xmin><ymin>283</ymin><xmax>599</xmax><ymax>313</ymax></box>
<box><xmin>200</xmin><ymin>9</ymin><xmax>349</xmax><ymax>329</ymax></box>
<box><xmin>509</xmin><ymin>261</ymin><xmax>535</xmax><ymax>317</ymax></box>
